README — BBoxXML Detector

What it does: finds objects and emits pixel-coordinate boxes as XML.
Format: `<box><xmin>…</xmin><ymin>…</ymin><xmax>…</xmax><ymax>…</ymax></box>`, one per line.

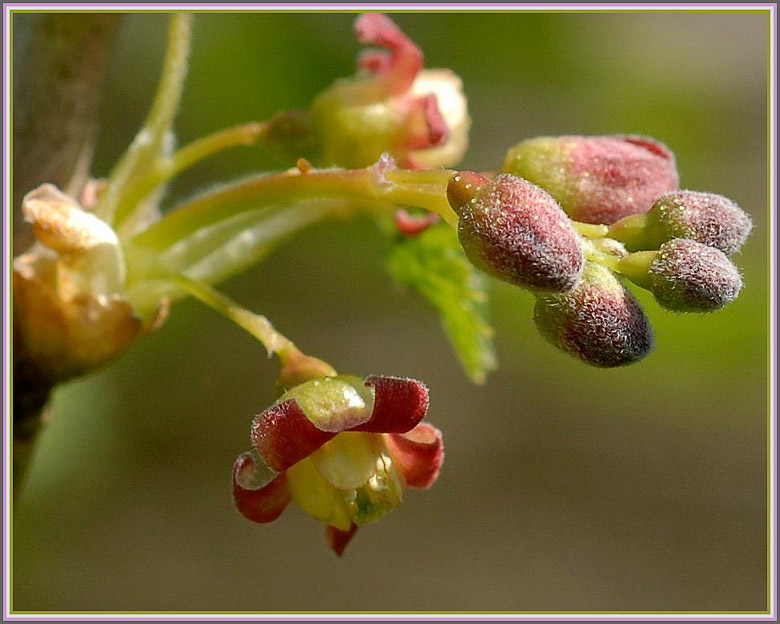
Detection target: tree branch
<box><xmin>12</xmin><ymin>12</ymin><xmax>122</xmax><ymax>254</ymax></box>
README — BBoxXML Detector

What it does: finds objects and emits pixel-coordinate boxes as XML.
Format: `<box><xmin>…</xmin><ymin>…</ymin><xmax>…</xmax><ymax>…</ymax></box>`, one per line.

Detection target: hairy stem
<box><xmin>130</xmin><ymin>164</ymin><xmax>457</xmax><ymax>251</ymax></box>
<box><xmin>94</xmin><ymin>13</ymin><xmax>193</xmax><ymax>225</ymax></box>
<box><xmin>169</xmin><ymin>276</ymin><xmax>337</xmax><ymax>388</ymax></box>
<box><xmin>114</xmin><ymin>122</ymin><xmax>268</xmax><ymax>232</ymax></box>
<box><xmin>169</xmin><ymin>275</ymin><xmax>330</xmax><ymax>382</ymax></box>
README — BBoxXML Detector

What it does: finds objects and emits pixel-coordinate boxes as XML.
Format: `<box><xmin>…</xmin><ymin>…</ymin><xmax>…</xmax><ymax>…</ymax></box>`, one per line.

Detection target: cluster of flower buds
<box><xmin>308</xmin><ymin>13</ymin><xmax>469</xmax><ymax>169</ymax></box>
<box><xmin>13</xmin><ymin>12</ymin><xmax>755</xmax><ymax>566</ymax></box>
<box><xmin>233</xmin><ymin>374</ymin><xmax>443</xmax><ymax>556</ymax></box>
<box><xmin>447</xmin><ymin>135</ymin><xmax>752</xmax><ymax>367</ymax></box>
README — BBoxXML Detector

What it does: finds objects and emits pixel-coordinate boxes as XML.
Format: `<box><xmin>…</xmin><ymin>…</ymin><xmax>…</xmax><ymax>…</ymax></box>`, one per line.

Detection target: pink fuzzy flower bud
<box><xmin>648</xmin><ymin>239</ymin><xmax>743</xmax><ymax>312</ymax></box>
<box><xmin>503</xmin><ymin>135</ymin><xmax>679</xmax><ymax>225</ymax></box>
<box><xmin>646</xmin><ymin>190</ymin><xmax>752</xmax><ymax>255</ymax></box>
<box><xmin>448</xmin><ymin>172</ymin><xmax>584</xmax><ymax>293</ymax></box>
<box><xmin>534</xmin><ymin>263</ymin><xmax>654</xmax><ymax>367</ymax></box>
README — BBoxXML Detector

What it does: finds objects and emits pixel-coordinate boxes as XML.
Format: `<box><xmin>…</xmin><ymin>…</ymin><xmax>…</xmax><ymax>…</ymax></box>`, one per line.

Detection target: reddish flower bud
<box><xmin>646</xmin><ymin>190</ymin><xmax>753</xmax><ymax>255</ymax></box>
<box><xmin>503</xmin><ymin>135</ymin><xmax>679</xmax><ymax>225</ymax></box>
<box><xmin>649</xmin><ymin>239</ymin><xmax>743</xmax><ymax>312</ymax></box>
<box><xmin>449</xmin><ymin>173</ymin><xmax>584</xmax><ymax>293</ymax></box>
<box><xmin>534</xmin><ymin>263</ymin><xmax>654</xmax><ymax>367</ymax></box>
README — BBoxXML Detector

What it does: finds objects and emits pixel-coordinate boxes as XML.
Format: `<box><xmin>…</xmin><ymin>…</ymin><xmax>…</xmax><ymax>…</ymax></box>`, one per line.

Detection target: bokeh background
<box><xmin>13</xmin><ymin>11</ymin><xmax>770</xmax><ymax>613</ymax></box>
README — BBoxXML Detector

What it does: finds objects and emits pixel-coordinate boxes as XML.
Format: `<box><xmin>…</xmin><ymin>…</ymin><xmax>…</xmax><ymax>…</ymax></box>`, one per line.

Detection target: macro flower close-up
<box><xmin>6</xmin><ymin>5</ymin><xmax>773</xmax><ymax>620</ymax></box>
<box><xmin>234</xmin><ymin>374</ymin><xmax>442</xmax><ymax>555</ymax></box>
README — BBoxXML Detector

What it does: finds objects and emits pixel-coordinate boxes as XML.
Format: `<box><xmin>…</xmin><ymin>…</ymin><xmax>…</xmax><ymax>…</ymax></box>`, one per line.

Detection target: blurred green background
<box><xmin>13</xmin><ymin>11</ymin><xmax>769</xmax><ymax>613</ymax></box>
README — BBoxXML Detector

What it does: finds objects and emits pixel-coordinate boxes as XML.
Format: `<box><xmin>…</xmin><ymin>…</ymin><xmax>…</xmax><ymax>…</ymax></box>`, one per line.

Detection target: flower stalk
<box><xmin>94</xmin><ymin>13</ymin><xmax>193</xmax><ymax>226</ymax></box>
<box><xmin>114</xmin><ymin>122</ymin><xmax>268</xmax><ymax>234</ymax></box>
<box><xmin>129</xmin><ymin>160</ymin><xmax>458</xmax><ymax>252</ymax></box>
<box><xmin>169</xmin><ymin>274</ymin><xmax>336</xmax><ymax>389</ymax></box>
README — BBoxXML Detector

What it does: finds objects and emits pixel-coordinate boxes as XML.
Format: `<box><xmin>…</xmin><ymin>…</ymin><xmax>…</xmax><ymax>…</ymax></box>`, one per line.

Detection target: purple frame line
<box><xmin>772</xmin><ymin>1</ymin><xmax>778</xmax><ymax>620</ymax></box>
<box><xmin>1</xmin><ymin>2</ymin><xmax>776</xmax><ymax>622</ymax></box>
<box><xmin>4</xmin><ymin>2</ymin><xmax>11</xmax><ymax>622</ymax></box>
<box><xmin>2</xmin><ymin>2</ymin><xmax>779</xmax><ymax>9</ymax></box>
<box><xmin>2</xmin><ymin>615</ymin><xmax>778</xmax><ymax>621</ymax></box>
<box><xmin>3</xmin><ymin>617</ymin><xmax>779</xmax><ymax>622</ymax></box>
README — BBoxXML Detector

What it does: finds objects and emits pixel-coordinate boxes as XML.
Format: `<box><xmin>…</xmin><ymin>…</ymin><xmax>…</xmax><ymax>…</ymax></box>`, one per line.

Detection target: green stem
<box><xmin>168</xmin><ymin>275</ymin><xmax>338</xmax><ymax>389</ymax></box>
<box><xmin>572</xmin><ymin>222</ymin><xmax>609</xmax><ymax>238</ymax></box>
<box><xmin>384</xmin><ymin>167</ymin><xmax>454</xmax><ymax>186</ymax></box>
<box><xmin>614</xmin><ymin>250</ymin><xmax>658</xmax><ymax>288</ymax></box>
<box><xmin>607</xmin><ymin>213</ymin><xmax>652</xmax><ymax>250</ymax></box>
<box><xmin>170</xmin><ymin>274</ymin><xmax>296</xmax><ymax>357</ymax></box>
<box><xmin>124</xmin><ymin>201</ymin><xmax>343</xmax><ymax>316</ymax></box>
<box><xmin>114</xmin><ymin>122</ymin><xmax>268</xmax><ymax>232</ymax></box>
<box><xmin>130</xmin><ymin>165</ymin><xmax>457</xmax><ymax>251</ymax></box>
<box><xmin>94</xmin><ymin>13</ymin><xmax>193</xmax><ymax>224</ymax></box>
<box><xmin>585</xmin><ymin>247</ymin><xmax>620</xmax><ymax>271</ymax></box>
<box><xmin>142</xmin><ymin>14</ymin><xmax>193</xmax><ymax>143</ymax></box>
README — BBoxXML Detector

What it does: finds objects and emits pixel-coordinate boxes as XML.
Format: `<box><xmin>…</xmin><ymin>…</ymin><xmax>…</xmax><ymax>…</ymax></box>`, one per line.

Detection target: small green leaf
<box><xmin>387</xmin><ymin>225</ymin><xmax>497</xmax><ymax>384</ymax></box>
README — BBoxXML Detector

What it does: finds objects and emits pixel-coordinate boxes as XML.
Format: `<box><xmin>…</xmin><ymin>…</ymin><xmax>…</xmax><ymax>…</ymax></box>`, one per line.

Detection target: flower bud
<box><xmin>503</xmin><ymin>135</ymin><xmax>679</xmax><ymax>225</ymax></box>
<box><xmin>647</xmin><ymin>239</ymin><xmax>743</xmax><ymax>312</ymax></box>
<box><xmin>644</xmin><ymin>190</ymin><xmax>752</xmax><ymax>255</ymax></box>
<box><xmin>534</xmin><ymin>263</ymin><xmax>654</xmax><ymax>367</ymax></box>
<box><xmin>309</xmin><ymin>13</ymin><xmax>469</xmax><ymax>168</ymax></box>
<box><xmin>449</xmin><ymin>173</ymin><xmax>584</xmax><ymax>293</ymax></box>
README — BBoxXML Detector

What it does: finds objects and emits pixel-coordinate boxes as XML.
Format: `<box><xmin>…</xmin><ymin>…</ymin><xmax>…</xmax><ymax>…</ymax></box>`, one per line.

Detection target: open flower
<box><xmin>309</xmin><ymin>13</ymin><xmax>469</xmax><ymax>169</ymax></box>
<box><xmin>13</xmin><ymin>185</ymin><xmax>165</xmax><ymax>412</ymax></box>
<box><xmin>233</xmin><ymin>374</ymin><xmax>444</xmax><ymax>556</ymax></box>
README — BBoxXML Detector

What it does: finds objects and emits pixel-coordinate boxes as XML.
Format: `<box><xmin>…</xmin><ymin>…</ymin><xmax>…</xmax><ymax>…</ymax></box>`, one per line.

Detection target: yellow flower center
<box><xmin>286</xmin><ymin>432</ymin><xmax>404</xmax><ymax>531</ymax></box>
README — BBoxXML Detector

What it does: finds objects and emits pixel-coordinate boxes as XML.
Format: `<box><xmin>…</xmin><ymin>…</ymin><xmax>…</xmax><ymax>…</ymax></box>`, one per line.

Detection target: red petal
<box><xmin>252</xmin><ymin>376</ymin><xmax>429</xmax><ymax>472</ymax></box>
<box><xmin>621</xmin><ymin>135</ymin><xmax>675</xmax><ymax>161</ymax></box>
<box><xmin>351</xmin><ymin>376</ymin><xmax>429</xmax><ymax>434</ymax></box>
<box><xmin>422</xmin><ymin>94</ymin><xmax>449</xmax><ymax>147</ymax></box>
<box><xmin>251</xmin><ymin>400</ymin><xmax>335</xmax><ymax>472</ymax></box>
<box><xmin>358</xmin><ymin>49</ymin><xmax>391</xmax><ymax>74</ymax></box>
<box><xmin>232</xmin><ymin>451</ymin><xmax>292</xmax><ymax>523</ymax></box>
<box><xmin>402</xmin><ymin>94</ymin><xmax>450</xmax><ymax>151</ymax></box>
<box><xmin>394</xmin><ymin>208</ymin><xmax>440</xmax><ymax>236</ymax></box>
<box><xmin>354</xmin><ymin>13</ymin><xmax>422</xmax><ymax>96</ymax></box>
<box><xmin>386</xmin><ymin>422</ymin><xmax>444</xmax><ymax>489</ymax></box>
<box><xmin>326</xmin><ymin>522</ymin><xmax>359</xmax><ymax>557</ymax></box>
